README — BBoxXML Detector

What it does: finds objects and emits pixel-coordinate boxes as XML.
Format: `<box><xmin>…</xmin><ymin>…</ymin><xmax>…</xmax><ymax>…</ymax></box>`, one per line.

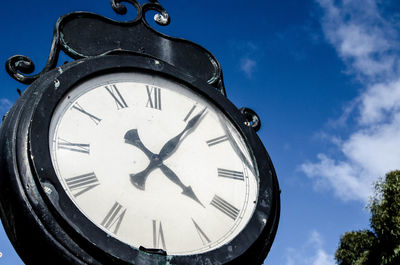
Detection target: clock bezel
<box><xmin>28</xmin><ymin>54</ymin><xmax>279</xmax><ymax>265</ymax></box>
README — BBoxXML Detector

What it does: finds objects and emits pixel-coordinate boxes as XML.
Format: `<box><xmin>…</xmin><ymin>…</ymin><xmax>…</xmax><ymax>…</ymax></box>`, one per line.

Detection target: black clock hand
<box><xmin>159</xmin><ymin>164</ymin><xmax>204</xmax><ymax>208</ymax></box>
<box><xmin>125</xmin><ymin>129</ymin><xmax>161</xmax><ymax>190</ymax></box>
<box><xmin>124</xmin><ymin>129</ymin><xmax>155</xmax><ymax>159</ymax></box>
<box><xmin>158</xmin><ymin>107</ymin><xmax>207</xmax><ymax>161</ymax></box>
<box><xmin>129</xmin><ymin>164</ymin><xmax>156</xmax><ymax>190</ymax></box>
<box><xmin>125</xmin><ymin>127</ymin><xmax>204</xmax><ymax>206</ymax></box>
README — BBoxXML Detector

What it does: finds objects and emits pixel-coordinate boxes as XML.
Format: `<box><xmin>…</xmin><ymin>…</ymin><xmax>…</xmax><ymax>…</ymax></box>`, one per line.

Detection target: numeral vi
<box><xmin>153</xmin><ymin>220</ymin><xmax>167</xmax><ymax>250</ymax></box>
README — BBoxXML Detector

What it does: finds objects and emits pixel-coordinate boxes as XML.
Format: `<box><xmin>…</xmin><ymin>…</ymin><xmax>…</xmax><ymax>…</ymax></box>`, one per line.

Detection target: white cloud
<box><xmin>359</xmin><ymin>80</ymin><xmax>400</xmax><ymax>125</ymax></box>
<box><xmin>284</xmin><ymin>231</ymin><xmax>335</xmax><ymax>265</ymax></box>
<box><xmin>317</xmin><ymin>0</ymin><xmax>397</xmax><ymax>80</ymax></box>
<box><xmin>313</xmin><ymin>249</ymin><xmax>335</xmax><ymax>265</ymax></box>
<box><xmin>240</xmin><ymin>57</ymin><xmax>257</xmax><ymax>78</ymax></box>
<box><xmin>302</xmin><ymin>154</ymin><xmax>369</xmax><ymax>202</ymax></box>
<box><xmin>302</xmin><ymin>0</ymin><xmax>400</xmax><ymax>203</ymax></box>
<box><xmin>229</xmin><ymin>40</ymin><xmax>259</xmax><ymax>78</ymax></box>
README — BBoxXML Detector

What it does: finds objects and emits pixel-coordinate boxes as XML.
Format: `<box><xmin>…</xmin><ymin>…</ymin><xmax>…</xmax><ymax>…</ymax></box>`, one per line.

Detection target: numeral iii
<box><xmin>217</xmin><ymin>168</ymin><xmax>244</xmax><ymax>181</ymax></box>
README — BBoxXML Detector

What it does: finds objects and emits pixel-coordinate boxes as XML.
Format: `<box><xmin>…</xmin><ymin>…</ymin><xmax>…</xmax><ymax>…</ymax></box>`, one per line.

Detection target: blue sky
<box><xmin>1</xmin><ymin>0</ymin><xmax>400</xmax><ymax>264</ymax></box>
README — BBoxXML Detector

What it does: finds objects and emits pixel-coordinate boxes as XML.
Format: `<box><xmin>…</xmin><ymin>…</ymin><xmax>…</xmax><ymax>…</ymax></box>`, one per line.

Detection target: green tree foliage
<box><xmin>335</xmin><ymin>170</ymin><xmax>400</xmax><ymax>265</ymax></box>
<box><xmin>335</xmin><ymin>230</ymin><xmax>376</xmax><ymax>265</ymax></box>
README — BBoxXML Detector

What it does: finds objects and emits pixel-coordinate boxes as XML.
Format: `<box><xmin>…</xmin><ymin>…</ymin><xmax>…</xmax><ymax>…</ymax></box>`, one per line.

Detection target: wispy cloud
<box><xmin>317</xmin><ymin>0</ymin><xmax>398</xmax><ymax>81</ymax></box>
<box><xmin>229</xmin><ymin>41</ymin><xmax>259</xmax><ymax>79</ymax></box>
<box><xmin>284</xmin><ymin>231</ymin><xmax>335</xmax><ymax>265</ymax></box>
<box><xmin>240</xmin><ymin>57</ymin><xmax>257</xmax><ymax>78</ymax></box>
<box><xmin>302</xmin><ymin>0</ymin><xmax>400</xmax><ymax>203</ymax></box>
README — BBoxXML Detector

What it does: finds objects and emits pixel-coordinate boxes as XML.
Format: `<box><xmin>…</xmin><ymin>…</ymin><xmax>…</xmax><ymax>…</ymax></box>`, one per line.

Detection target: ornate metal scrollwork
<box><xmin>6</xmin><ymin>0</ymin><xmax>225</xmax><ymax>95</ymax></box>
<box><xmin>111</xmin><ymin>0</ymin><xmax>170</xmax><ymax>26</ymax></box>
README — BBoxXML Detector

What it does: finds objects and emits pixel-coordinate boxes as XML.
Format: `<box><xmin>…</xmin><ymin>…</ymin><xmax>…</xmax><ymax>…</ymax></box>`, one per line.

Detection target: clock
<box><xmin>0</xmin><ymin>54</ymin><xmax>279</xmax><ymax>264</ymax></box>
<box><xmin>0</xmin><ymin>1</ymin><xmax>279</xmax><ymax>264</ymax></box>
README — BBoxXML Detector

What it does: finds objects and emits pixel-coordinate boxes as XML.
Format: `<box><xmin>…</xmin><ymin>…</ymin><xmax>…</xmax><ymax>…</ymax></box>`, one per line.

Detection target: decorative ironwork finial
<box><xmin>110</xmin><ymin>0</ymin><xmax>170</xmax><ymax>25</ymax></box>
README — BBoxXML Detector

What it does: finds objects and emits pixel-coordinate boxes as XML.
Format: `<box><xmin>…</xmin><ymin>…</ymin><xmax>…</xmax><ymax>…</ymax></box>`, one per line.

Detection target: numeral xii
<box><xmin>146</xmin><ymin>85</ymin><xmax>161</xmax><ymax>110</ymax></box>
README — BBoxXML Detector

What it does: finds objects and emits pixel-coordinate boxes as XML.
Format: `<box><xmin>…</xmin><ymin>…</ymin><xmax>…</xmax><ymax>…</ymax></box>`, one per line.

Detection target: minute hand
<box><xmin>158</xmin><ymin>107</ymin><xmax>207</xmax><ymax>160</ymax></box>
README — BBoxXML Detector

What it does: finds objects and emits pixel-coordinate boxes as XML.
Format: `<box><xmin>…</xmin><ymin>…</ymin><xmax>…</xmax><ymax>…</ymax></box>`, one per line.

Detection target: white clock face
<box><xmin>48</xmin><ymin>72</ymin><xmax>259</xmax><ymax>255</ymax></box>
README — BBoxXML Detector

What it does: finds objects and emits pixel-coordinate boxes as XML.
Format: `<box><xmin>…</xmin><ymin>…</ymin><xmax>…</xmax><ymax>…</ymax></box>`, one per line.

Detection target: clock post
<box><xmin>0</xmin><ymin>1</ymin><xmax>280</xmax><ymax>264</ymax></box>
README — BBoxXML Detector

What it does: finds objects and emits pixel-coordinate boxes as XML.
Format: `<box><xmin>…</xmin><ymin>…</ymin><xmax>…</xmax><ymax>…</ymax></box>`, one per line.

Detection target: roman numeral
<box><xmin>191</xmin><ymin>218</ymin><xmax>211</xmax><ymax>245</ymax></box>
<box><xmin>183</xmin><ymin>104</ymin><xmax>197</xmax><ymax>122</ymax></box>
<box><xmin>206</xmin><ymin>135</ymin><xmax>228</xmax><ymax>147</ymax></box>
<box><xmin>217</xmin><ymin>168</ymin><xmax>244</xmax><ymax>181</ymax></box>
<box><xmin>101</xmin><ymin>202</ymin><xmax>127</xmax><ymax>234</ymax></box>
<box><xmin>65</xmin><ymin>172</ymin><xmax>100</xmax><ymax>197</ymax></box>
<box><xmin>153</xmin><ymin>220</ymin><xmax>167</xmax><ymax>250</ymax></box>
<box><xmin>146</xmin><ymin>85</ymin><xmax>161</xmax><ymax>110</ymax></box>
<box><xmin>210</xmin><ymin>195</ymin><xmax>239</xmax><ymax>220</ymax></box>
<box><xmin>72</xmin><ymin>102</ymin><xmax>101</xmax><ymax>125</ymax></box>
<box><xmin>105</xmin><ymin>84</ymin><xmax>128</xmax><ymax>109</ymax></box>
<box><xmin>58</xmin><ymin>138</ymin><xmax>90</xmax><ymax>154</ymax></box>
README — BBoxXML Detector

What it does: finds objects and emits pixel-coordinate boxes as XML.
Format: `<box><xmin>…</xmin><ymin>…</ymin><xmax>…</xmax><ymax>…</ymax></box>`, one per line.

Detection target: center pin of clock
<box><xmin>150</xmin><ymin>154</ymin><xmax>163</xmax><ymax>167</ymax></box>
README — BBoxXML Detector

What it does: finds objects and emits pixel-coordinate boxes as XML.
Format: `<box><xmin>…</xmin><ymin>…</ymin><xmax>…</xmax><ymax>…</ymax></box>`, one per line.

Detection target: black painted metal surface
<box><xmin>1</xmin><ymin>54</ymin><xmax>280</xmax><ymax>265</ymax></box>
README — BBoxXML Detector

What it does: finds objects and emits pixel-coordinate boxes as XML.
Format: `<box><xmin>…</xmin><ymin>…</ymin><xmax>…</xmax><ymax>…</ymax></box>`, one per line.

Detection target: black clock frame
<box><xmin>0</xmin><ymin>53</ymin><xmax>279</xmax><ymax>265</ymax></box>
<box><xmin>2</xmin><ymin>1</ymin><xmax>280</xmax><ymax>264</ymax></box>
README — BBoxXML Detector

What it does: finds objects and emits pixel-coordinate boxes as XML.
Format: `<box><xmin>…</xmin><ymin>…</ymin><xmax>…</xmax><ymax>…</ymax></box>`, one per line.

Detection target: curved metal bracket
<box><xmin>5</xmin><ymin>0</ymin><xmax>226</xmax><ymax>96</ymax></box>
<box><xmin>240</xmin><ymin>107</ymin><xmax>261</xmax><ymax>132</ymax></box>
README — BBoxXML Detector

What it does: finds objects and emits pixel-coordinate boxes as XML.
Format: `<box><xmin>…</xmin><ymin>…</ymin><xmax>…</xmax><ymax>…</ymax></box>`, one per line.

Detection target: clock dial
<box><xmin>48</xmin><ymin>72</ymin><xmax>259</xmax><ymax>255</ymax></box>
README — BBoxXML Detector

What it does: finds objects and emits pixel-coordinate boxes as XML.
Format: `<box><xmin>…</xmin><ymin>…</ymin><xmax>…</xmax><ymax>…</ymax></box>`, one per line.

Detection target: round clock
<box><xmin>0</xmin><ymin>54</ymin><xmax>279</xmax><ymax>265</ymax></box>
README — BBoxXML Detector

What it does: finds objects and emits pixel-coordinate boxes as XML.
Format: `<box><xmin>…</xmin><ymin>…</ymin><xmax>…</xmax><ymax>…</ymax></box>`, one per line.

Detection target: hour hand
<box><xmin>130</xmin><ymin>164</ymin><xmax>157</xmax><ymax>190</ymax></box>
<box><xmin>124</xmin><ymin>129</ymin><xmax>154</xmax><ymax>159</ymax></box>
